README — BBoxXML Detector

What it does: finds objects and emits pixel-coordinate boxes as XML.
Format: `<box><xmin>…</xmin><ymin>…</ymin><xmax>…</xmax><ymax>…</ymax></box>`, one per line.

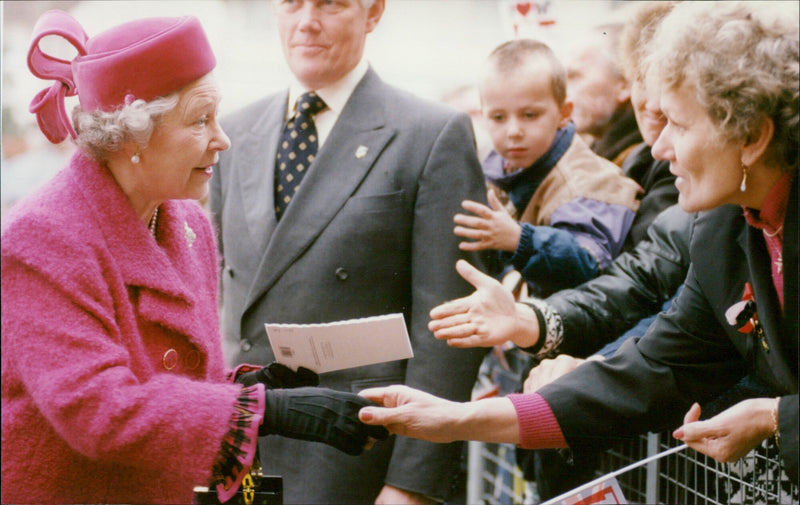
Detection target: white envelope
<box><xmin>265</xmin><ymin>313</ymin><xmax>414</xmax><ymax>373</ymax></box>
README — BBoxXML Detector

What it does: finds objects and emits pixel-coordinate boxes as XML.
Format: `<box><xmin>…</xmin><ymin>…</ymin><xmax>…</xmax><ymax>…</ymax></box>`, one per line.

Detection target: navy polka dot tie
<box><xmin>275</xmin><ymin>91</ymin><xmax>327</xmax><ymax>219</ymax></box>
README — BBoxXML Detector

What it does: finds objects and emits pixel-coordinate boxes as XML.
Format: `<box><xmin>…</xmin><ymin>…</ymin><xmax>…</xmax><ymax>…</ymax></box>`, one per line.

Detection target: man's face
<box><xmin>275</xmin><ymin>0</ymin><xmax>383</xmax><ymax>90</ymax></box>
<box><xmin>564</xmin><ymin>43</ymin><xmax>629</xmax><ymax>137</ymax></box>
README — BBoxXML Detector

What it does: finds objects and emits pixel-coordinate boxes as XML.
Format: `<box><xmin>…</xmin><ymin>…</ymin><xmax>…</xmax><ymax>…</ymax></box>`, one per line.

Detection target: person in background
<box><xmin>434</xmin><ymin>1</ymin><xmax>682</xmax><ymax>399</ymax></box>
<box><xmin>456</xmin><ymin>38</ymin><xmax>641</xmax><ymax>298</ymax></box>
<box><xmin>564</xmin><ymin>23</ymin><xmax>642</xmax><ymax>167</ymax></box>
<box><xmin>210</xmin><ymin>1</ymin><xmax>487</xmax><ymax>503</ymax></box>
<box><xmin>616</xmin><ymin>1</ymin><xmax>680</xmax><ymax>252</ymax></box>
<box><xmin>359</xmin><ymin>0</ymin><xmax>798</xmax><ymax>485</ymax></box>
<box><xmin>1</xmin><ymin>10</ymin><xmax>385</xmax><ymax>505</ymax></box>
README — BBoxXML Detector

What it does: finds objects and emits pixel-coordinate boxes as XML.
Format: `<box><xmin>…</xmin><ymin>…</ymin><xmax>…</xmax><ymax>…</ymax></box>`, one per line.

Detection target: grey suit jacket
<box><xmin>210</xmin><ymin>68</ymin><xmax>488</xmax><ymax>503</ymax></box>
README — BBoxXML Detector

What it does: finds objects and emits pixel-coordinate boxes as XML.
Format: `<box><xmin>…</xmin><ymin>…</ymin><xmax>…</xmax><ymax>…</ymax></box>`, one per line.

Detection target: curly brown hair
<box><xmin>648</xmin><ymin>1</ymin><xmax>799</xmax><ymax>171</ymax></box>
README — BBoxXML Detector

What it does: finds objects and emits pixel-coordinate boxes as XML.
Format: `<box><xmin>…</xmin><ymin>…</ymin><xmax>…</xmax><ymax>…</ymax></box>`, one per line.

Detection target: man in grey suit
<box><xmin>210</xmin><ymin>1</ymin><xmax>487</xmax><ymax>503</ymax></box>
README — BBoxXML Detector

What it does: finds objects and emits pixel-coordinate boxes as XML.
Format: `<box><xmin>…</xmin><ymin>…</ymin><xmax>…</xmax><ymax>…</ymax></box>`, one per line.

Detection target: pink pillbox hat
<box><xmin>28</xmin><ymin>10</ymin><xmax>216</xmax><ymax>143</ymax></box>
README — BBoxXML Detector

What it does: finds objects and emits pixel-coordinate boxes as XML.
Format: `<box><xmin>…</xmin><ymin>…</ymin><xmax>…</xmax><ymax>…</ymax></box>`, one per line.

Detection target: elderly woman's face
<box><xmin>652</xmin><ymin>84</ymin><xmax>743</xmax><ymax>212</ymax></box>
<box><xmin>139</xmin><ymin>74</ymin><xmax>230</xmax><ymax>202</ymax></box>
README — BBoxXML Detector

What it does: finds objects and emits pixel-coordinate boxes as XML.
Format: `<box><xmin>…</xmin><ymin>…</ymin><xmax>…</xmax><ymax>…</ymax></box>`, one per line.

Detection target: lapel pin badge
<box><xmin>355</xmin><ymin>145</ymin><xmax>368</xmax><ymax>159</ymax></box>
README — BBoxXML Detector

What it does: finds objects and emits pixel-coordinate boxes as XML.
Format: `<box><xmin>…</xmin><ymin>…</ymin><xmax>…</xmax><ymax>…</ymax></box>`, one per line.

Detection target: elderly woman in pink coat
<box><xmin>0</xmin><ymin>10</ymin><xmax>386</xmax><ymax>505</ymax></box>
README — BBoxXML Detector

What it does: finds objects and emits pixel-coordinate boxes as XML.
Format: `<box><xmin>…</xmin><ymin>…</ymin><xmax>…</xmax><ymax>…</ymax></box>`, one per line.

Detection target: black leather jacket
<box><xmin>540</xmin><ymin>174</ymin><xmax>798</xmax><ymax>480</ymax></box>
<box><xmin>525</xmin><ymin>204</ymin><xmax>694</xmax><ymax>358</ymax></box>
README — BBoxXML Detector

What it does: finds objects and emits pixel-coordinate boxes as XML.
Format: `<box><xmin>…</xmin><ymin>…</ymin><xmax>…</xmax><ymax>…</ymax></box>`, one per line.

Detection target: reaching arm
<box><xmin>359</xmin><ymin>386</ymin><xmax>520</xmax><ymax>445</ymax></box>
<box><xmin>528</xmin><ymin>205</ymin><xmax>693</xmax><ymax>358</ymax></box>
<box><xmin>428</xmin><ymin>259</ymin><xmax>539</xmax><ymax>349</ymax></box>
<box><xmin>454</xmin><ymin>189</ymin><xmax>522</xmax><ymax>253</ymax></box>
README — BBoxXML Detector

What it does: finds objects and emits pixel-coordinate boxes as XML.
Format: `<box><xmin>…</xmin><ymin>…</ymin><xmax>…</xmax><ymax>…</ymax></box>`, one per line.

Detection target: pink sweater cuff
<box><xmin>507</xmin><ymin>393</ymin><xmax>568</xmax><ymax>449</ymax></box>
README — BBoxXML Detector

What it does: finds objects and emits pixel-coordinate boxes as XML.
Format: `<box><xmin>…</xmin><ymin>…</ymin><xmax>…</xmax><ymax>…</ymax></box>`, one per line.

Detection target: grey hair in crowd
<box><xmin>648</xmin><ymin>1</ymin><xmax>799</xmax><ymax>170</ymax></box>
<box><xmin>72</xmin><ymin>94</ymin><xmax>180</xmax><ymax>163</ymax></box>
<box><xmin>586</xmin><ymin>22</ymin><xmax>626</xmax><ymax>82</ymax></box>
<box><xmin>619</xmin><ymin>1</ymin><xmax>678</xmax><ymax>83</ymax></box>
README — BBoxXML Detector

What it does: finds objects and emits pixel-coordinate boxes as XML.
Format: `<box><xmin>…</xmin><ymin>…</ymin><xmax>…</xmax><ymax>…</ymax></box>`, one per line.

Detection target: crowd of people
<box><xmin>1</xmin><ymin>1</ymin><xmax>797</xmax><ymax>504</ymax></box>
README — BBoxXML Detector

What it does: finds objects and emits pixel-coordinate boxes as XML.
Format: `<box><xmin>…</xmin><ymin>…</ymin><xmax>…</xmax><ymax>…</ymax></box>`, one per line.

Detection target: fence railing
<box><xmin>468</xmin><ymin>434</ymin><xmax>798</xmax><ymax>504</ymax></box>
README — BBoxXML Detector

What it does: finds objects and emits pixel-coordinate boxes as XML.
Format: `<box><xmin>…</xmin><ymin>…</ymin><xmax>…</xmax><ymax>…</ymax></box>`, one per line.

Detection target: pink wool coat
<box><xmin>1</xmin><ymin>152</ymin><xmax>243</xmax><ymax>504</ymax></box>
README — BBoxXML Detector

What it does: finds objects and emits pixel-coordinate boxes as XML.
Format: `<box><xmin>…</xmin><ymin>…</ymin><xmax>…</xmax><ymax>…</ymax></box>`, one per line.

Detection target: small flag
<box><xmin>543</xmin><ymin>444</ymin><xmax>688</xmax><ymax>505</ymax></box>
<box><xmin>552</xmin><ymin>477</ymin><xmax>626</xmax><ymax>504</ymax></box>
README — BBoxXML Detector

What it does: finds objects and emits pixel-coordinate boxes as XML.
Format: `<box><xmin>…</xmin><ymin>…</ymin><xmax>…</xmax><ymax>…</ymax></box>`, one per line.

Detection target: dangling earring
<box><xmin>740</xmin><ymin>164</ymin><xmax>748</xmax><ymax>192</ymax></box>
<box><xmin>131</xmin><ymin>153</ymin><xmax>141</xmax><ymax>164</ymax></box>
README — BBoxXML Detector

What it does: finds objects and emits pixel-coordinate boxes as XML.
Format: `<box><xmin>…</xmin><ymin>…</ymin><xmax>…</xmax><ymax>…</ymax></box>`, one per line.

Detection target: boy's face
<box><xmin>481</xmin><ymin>59</ymin><xmax>572</xmax><ymax>171</ymax></box>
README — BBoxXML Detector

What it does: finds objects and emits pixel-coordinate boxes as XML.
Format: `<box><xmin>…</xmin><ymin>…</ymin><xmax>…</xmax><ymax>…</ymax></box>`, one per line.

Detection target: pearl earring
<box><xmin>131</xmin><ymin>153</ymin><xmax>141</xmax><ymax>164</ymax></box>
<box><xmin>740</xmin><ymin>164</ymin><xmax>748</xmax><ymax>192</ymax></box>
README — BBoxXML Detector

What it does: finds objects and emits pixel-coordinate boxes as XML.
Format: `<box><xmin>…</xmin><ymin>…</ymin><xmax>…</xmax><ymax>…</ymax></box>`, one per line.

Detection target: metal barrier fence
<box><xmin>470</xmin><ymin>345</ymin><xmax>798</xmax><ymax>504</ymax></box>
<box><xmin>467</xmin><ymin>435</ymin><xmax>798</xmax><ymax>505</ymax></box>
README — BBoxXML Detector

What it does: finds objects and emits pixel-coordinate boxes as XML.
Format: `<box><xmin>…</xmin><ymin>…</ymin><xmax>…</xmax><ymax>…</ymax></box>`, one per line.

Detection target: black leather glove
<box><xmin>261</xmin><ymin>387</ymin><xmax>389</xmax><ymax>455</ymax></box>
<box><xmin>235</xmin><ymin>362</ymin><xmax>319</xmax><ymax>389</ymax></box>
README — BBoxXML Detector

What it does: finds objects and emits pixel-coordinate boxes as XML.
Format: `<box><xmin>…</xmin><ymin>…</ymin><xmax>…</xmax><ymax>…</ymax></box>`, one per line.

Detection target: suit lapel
<box><xmin>741</xmin><ymin>208</ymin><xmax>796</xmax><ymax>392</ymax></box>
<box><xmin>245</xmin><ymin>69</ymin><xmax>396</xmax><ymax>308</ymax></box>
<box><xmin>73</xmin><ymin>155</ymin><xmax>215</xmax><ymax>358</ymax></box>
<box><xmin>779</xmin><ymin>174</ymin><xmax>798</xmax><ymax>384</ymax></box>
<box><xmin>236</xmin><ymin>92</ymin><xmax>288</xmax><ymax>255</ymax></box>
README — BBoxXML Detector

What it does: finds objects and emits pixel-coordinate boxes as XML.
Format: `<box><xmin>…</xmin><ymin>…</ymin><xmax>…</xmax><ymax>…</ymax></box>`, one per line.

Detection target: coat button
<box><xmin>162</xmin><ymin>349</ymin><xmax>178</xmax><ymax>370</ymax></box>
<box><xmin>240</xmin><ymin>339</ymin><xmax>252</xmax><ymax>352</ymax></box>
<box><xmin>335</xmin><ymin>267</ymin><xmax>349</xmax><ymax>281</ymax></box>
<box><xmin>185</xmin><ymin>350</ymin><xmax>200</xmax><ymax>370</ymax></box>
<box><xmin>225</xmin><ymin>266</ymin><xmax>234</xmax><ymax>278</ymax></box>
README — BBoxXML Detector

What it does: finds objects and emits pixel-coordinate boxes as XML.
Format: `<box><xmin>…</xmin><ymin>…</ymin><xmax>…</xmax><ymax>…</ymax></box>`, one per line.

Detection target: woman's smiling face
<box><xmin>137</xmin><ymin>74</ymin><xmax>231</xmax><ymax>203</ymax></box>
<box><xmin>651</xmin><ymin>83</ymin><xmax>743</xmax><ymax>213</ymax></box>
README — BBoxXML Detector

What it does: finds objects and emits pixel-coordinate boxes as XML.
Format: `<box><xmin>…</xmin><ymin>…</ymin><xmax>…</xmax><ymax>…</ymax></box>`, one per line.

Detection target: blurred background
<box><xmin>1</xmin><ymin>0</ymin><xmax>629</xmax><ymax>218</ymax></box>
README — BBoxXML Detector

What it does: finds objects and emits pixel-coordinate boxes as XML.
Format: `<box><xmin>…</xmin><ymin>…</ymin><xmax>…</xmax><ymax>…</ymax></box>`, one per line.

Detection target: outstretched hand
<box><xmin>672</xmin><ymin>398</ymin><xmax>777</xmax><ymax>463</ymax></box>
<box><xmin>358</xmin><ymin>385</ymin><xmax>463</xmax><ymax>443</ymax></box>
<box><xmin>429</xmin><ymin>260</ymin><xmax>539</xmax><ymax>349</ymax></box>
<box><xmin>454</xmin><ymin>189</ymin><xmax>522</xmax><ymax>252</ymax></box>
<box><xmin>358</xmin><ymin>385</ymin><xmax>521</xmax><ymax>446</ymax></box>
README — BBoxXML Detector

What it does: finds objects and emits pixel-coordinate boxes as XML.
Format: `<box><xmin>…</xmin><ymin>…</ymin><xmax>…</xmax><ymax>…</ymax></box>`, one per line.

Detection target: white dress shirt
<box><xmin>286</xmin><ymin>58</ymin><xmax>369</xmax><ymax>149</ymax></box>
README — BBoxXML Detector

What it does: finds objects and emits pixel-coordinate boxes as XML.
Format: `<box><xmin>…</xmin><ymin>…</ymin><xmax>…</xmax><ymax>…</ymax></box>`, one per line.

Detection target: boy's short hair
<box><xmin>484</xmin><ymin>39</ymin><xmax>567</xmax><ymax>106</ymax></box>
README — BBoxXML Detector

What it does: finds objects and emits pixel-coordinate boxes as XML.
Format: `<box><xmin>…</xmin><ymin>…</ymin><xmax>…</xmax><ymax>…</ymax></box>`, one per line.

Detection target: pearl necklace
<box><xmin>148</xmin><ymin>207</ymin><xmax>159</xmax><ymax>237</ymax></box>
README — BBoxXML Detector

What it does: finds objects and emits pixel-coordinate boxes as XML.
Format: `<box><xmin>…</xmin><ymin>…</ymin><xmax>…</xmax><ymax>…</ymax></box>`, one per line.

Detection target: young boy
<box><xmin>455</xmin><ymin>39</ymin><xmax>643</xmax><ymax>502</ymax></box>
<box><xmin>456</xmin><ymin>39</ymin><xmax>641</xmax><ymax>298</ymax></box>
